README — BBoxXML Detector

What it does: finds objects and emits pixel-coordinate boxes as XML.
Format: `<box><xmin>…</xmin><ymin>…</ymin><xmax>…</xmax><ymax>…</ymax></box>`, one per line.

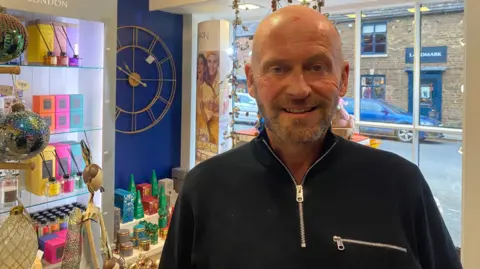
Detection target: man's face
<box><xmin>246</xmin><ymin>22</ymin><xmax>349</xmax><ymax>144</ymax></box>
<box><xmin>207</xmin><ymin>53</ymin><xmax>219</xmax><ymax>77</ymax></box>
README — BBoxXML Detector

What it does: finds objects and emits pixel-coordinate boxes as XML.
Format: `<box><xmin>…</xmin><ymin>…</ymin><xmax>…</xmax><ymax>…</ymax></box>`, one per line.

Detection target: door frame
<box><xmin>407</xmin><ymin>70</ymin><xmax>444</xmax><ymax>121</ymax></box>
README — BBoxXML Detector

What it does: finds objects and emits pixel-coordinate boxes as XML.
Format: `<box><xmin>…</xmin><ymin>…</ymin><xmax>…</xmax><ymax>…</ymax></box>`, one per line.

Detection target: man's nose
<box><xmin>285</xmin><ymin>72</ymin><xmax>311</xmax><ymax>99</ymax></box>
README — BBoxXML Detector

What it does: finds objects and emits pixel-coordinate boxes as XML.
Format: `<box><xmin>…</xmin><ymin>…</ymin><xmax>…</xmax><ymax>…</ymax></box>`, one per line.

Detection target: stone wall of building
<box><xmin>337</xmin><ymin>11</ymin><xmax>464</xmax><ymax>127</ymax></box>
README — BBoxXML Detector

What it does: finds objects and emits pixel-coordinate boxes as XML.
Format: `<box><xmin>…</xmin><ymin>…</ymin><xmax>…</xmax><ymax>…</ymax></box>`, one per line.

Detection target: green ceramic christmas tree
<box><xmin>158</xmin><ymin>185</ymin><xmax>168</xmax><ymax>228</ymax></box>
<box><xmin>129</xmin><ymin>174</ymin><xmax>136</xmax><ymax>200</ymax></box>
<box><xmin>151</xmin><ymin>169</ymin><xmax>159</xmax><ymax>197</ymax></box>
<box><xmin>134</xmin><ymin>190</ymin><xmax>144</xmax><ymax>219</ymax></box>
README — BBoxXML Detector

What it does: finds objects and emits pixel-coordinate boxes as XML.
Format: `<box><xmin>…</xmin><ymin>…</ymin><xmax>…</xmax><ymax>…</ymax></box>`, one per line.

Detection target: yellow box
<box><xmin>26</xmin><ymin>21</ymin><xmax>55</xmax><ymax>64</ymax></box>
<box><xmin>25</xmin><ymin>145</ymin><xmax>56</xmax><ymax>196</ymax></box>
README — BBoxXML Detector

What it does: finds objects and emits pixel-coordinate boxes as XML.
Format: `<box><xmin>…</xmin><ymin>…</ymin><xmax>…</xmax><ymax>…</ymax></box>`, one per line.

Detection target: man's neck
<box><xmin>267</xmin><ymin>130</ymin><xmax>324</xmax><ymax>185</ymax></box>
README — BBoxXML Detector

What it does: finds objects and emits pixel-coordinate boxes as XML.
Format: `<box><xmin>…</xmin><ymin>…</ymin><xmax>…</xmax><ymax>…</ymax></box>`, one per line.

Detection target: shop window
<box><xmin>361</xmin><ymin>75</ymin><xmax>386</xmax><ymax>99</ymax></box>
<box><xmin>362</xmin><ymin>22</ymin><xmax>387</xmax><ymax>55</ymax></box>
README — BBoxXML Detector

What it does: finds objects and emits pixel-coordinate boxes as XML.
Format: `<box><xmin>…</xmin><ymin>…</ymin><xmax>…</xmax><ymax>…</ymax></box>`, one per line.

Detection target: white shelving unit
<box><xmin>0</xmin><ymin>0</ymin><xmax>117</xmax><ymax>266</ymax></box>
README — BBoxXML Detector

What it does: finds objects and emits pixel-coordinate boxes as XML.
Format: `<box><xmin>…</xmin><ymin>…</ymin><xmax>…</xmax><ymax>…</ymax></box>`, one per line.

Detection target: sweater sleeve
<box><xmin>159</xmin><ymin>182</ymin><xmax>195</xmax><ymax>269</ymax></box>
<box><xmin>414</xmin><ymin>172</ymin><xmax>462</xmax><ymax>269</ymax></box>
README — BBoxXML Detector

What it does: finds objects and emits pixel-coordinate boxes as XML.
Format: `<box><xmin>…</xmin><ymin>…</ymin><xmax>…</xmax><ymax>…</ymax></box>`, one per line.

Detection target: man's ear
<box><xmin>339</xmin><ymin>61</ymin><xmax>350</xmax><ymax>97</ymax></box>
<box><xmin>245</xmin><ymin>63</ymin><xmax>256</xmax><ymax>98</ymax></box>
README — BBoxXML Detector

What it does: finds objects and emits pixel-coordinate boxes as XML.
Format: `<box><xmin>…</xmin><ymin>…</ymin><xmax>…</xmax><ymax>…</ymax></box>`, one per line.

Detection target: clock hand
<box><xmin>117</xmin><ymin>66</ymin><xmax>147</xmax><ymax>87</ymax></box>
<box><xmin>124</xmin><ymin>62</ymin><xmax>132</xmax><ymax>73</ymax></box>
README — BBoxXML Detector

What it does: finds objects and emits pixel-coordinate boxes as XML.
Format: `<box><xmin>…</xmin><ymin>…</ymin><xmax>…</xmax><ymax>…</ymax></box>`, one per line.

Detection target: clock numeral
<box><xmin>148</xmin><ymin>38</ymin><xmax>158</xmax><ymax>53</ymax></box>
<box><xmin>115</xmin><ymin>108</ymin><xmax>121</xmax><ymax>120</ymax></box>
<box><xmin>147</xmin><ymin>109</ymin><xmax>156</xmax><ymax>122</ymax></box>
<box><xmin>133</xmin><ymin>28</ymin><xmax>139</xmax><ymax>46</ymax></box>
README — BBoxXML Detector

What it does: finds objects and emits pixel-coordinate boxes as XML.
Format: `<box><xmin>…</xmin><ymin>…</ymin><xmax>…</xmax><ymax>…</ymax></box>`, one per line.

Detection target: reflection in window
<box><xmin>362</xmin><ymin>22</ymin><xmax>387</xmax><ymax>54</ymax></box>
<box><xmin>361</xmin><ymin>75</ymin><xmax>386</xmax><ymax>99</ymax></box>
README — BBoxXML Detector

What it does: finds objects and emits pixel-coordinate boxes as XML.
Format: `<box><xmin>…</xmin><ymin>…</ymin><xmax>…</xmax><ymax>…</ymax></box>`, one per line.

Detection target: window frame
<box><xmin>360</xmin><ymin>74</ymin><xmax>387</xmax><ymax>100</ymax></box>
<box><xmin>361</xmin><ymin>21</ymin><xmax>388</xmax><ymax>55</ymax></box>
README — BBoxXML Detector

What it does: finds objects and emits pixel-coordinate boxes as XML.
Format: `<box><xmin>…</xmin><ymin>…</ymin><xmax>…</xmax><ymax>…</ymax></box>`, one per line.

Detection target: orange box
<box><xmin>33</xmin><ymin>95</ymin><xmax>55</xmax><ymax>114</ymax></box>
<box><xmin>39</xmin><ymin>113</ymin><xmax>56</xmax><ymax>131</ymax></box>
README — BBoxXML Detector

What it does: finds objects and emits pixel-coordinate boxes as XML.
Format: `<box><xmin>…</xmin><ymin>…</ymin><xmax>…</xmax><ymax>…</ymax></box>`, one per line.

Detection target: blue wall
<box><xmin>115</xmin><ymin>0</ymin><xmax>183</xmax><ymax>189</ymax></box>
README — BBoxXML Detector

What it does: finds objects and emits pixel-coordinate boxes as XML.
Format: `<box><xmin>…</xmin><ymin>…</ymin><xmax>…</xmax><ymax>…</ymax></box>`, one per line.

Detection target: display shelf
<box><xmin>0</xmin><ymin>64</ymin><xmax>103</xmax><ymax>70</ymax></box>
<box><xmin>120</xmin><ymin>213</ymin><xmax>159</xmax><ymax>232</ymax></box>
<box><xmin>0</xmin><ymin>189</ymin><xmax>89</xmax><ymax>214</ymax></box>
<box><xmin>51</xmin><ymin>126</ymin><xmax>102</xmax><ymax>135</ymax></box>
<box><xmin>115</xmin><ymin>240</ymin><xmax>165</xmax><ymax>265</ymax></box>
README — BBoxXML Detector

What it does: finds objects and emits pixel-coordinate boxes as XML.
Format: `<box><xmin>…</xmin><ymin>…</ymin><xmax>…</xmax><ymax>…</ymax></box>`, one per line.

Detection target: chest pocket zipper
<box><xmin>333</xmin><ymin>236</ymin><xmax>407</xmax><ymax>253</ymax></box>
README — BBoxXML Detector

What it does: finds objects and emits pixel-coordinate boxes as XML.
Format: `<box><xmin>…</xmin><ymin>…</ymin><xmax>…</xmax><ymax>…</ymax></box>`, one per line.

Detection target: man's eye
<box><xmin>270</xmin><ymin>67</ymin><xmax>283</xmax><ymax>74</ymax></box>
<box><xmin>312</xmin><ymin>65</ymin><xmax>324</xmax><ymax>72</ymax></box>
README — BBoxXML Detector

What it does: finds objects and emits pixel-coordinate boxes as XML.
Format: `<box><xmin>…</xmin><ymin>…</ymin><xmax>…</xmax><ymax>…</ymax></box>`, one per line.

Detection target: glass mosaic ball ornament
<box><xmin>0</xmin><ymin>6</ymin><xmax>28</xmax><ymax>63</ymax></box>
<box><xmin>0</xmin><ymin>103</ymin><xmax>50</xmax><ymax>161</ymax></box>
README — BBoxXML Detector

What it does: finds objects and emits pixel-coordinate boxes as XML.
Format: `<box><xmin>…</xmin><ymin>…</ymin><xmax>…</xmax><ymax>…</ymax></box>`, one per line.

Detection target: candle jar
<box><xmin>61</xmin><ymin>175</ymin><xmax>74</xmax><ymax>193</ymax></box>
<box><xmin>58</xmin><ymin>213</ymin><xmax>68</xmax><ymax>230</ymax></box>
<box><xmin>69</xmin><ymin>55</ymin><xmax>80</xmax><ymax>67</ymax></box>
<box><xmin>45</xmin><ymin>177</ymin><xmax>61</xmax><ymax>197</ymax></box>
<box><xmin>139</xmin><ymin>237</ymin><xmax>151</xmax><ymax>252</ymax></box>
<box><xmin>133</xmin><ymin>225</ymin><xmax>146</xmax><ymax>239</ymax></box>
<box><xmin>73</xmin><ymin>172</ymin><xmax>85</xmax><ymax>190</ymax></box>
<box><xmin>120</xmin><ymin>242</ymin><xmax>133</xmax><ymax>257</ymax></box>
<box><xmin>0</xmin><ymin>171</ymin><xmax>18</xmax><ymax>206</ymax></box>
<box><xmin>40</xmin><ymin>219</ymin><xmax>50</xmax><ymax>236</ymax></box>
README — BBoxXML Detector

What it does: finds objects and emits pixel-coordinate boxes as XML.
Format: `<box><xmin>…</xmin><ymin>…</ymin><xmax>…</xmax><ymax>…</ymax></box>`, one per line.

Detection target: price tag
<box><xmin>15</xmin><ymin>80</ymin><xmax>30</xmax><ymax>90</ymax></box>
<box><xmin>0</xmin><ymin>85</ymin><xmax>14</xmax><ymax>96</ymax></box>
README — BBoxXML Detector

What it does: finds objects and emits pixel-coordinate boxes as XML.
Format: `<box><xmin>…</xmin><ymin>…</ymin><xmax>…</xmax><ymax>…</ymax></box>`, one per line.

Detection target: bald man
<box><xmin>160</xmin><ymin>6</ymin><xmax>462</xmax><ymax>269</ymax></box>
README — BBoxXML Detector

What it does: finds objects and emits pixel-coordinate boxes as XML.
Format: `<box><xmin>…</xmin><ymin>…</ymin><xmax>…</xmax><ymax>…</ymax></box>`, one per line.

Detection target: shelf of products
<box><xmin>0</xmin><ymin>4</ymin><xmax>111</xmax><ymax>267</ymax></box>
<box><xmin>0</xmin><ymin>64</ymin><xmax>102</xmax><ymax>70</ymax></box>
<box><xmin>120</xmin><ymin>213</ymin><xmax>159</xmax><ymax>232</ymax></box>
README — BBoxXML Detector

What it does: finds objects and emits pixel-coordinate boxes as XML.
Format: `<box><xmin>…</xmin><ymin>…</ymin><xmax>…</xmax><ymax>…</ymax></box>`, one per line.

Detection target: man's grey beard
<box><xmin>257</xmin><ymin>94</ymin><xmax>338</xmax><ymax>145</ymax></box>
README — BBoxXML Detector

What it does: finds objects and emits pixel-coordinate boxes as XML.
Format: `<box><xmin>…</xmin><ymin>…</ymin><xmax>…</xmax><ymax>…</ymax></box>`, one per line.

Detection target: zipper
<box><xmin>333</xmin><ymin>236</ymin><xmax>407</xmax><ymax>253</ymax></box>
<box><xmin>261</xmin><ymin>139</ymin><xmax>337</xmax><ymax>248</ymax></box>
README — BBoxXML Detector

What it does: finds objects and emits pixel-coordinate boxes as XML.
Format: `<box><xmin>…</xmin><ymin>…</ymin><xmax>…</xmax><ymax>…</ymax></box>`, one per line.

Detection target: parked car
<box><xmin>343</xmin><ymin>97</ymin><xmax>444</xmax><ymax>142</ymax></box>
<box><xmin>235</xmin><ymin>93</ymin><xmax>258</xmax><ymax>125</ymax></box>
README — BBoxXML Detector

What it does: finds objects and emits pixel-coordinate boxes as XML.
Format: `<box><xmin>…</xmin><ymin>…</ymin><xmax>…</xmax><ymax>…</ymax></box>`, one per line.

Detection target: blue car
<box><xmin>343</xmin><ymin>97</ymin><xmax>444</xmax><ymax>142</ymax></box>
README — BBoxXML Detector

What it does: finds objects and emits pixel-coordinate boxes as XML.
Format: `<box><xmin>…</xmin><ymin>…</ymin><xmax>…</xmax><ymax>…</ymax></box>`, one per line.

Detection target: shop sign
<box><xmin>405</xmin><ymin>46</ymin><xmax>448</xmax><ymax>64</ymax></box>
<box><xmin>27</xmin><ymin>0</ymin><xmax>68</xmax><ymax>8</ymax></box>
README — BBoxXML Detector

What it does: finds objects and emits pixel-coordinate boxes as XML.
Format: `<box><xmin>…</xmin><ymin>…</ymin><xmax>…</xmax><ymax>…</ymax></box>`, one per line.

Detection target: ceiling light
<box><xmin>345</xmin><ymin>14</ymin><xmax>366</xmax><ymax>18</ymax></box>
<box><xmin>238</xmin><ymin>3</ymin><xmax>261</xmax><ymax>10</ymax></box>
<box><xmin>408</xmin><ymin>7</ymin><xmax>430</xmax><ymax>13</ymax></box>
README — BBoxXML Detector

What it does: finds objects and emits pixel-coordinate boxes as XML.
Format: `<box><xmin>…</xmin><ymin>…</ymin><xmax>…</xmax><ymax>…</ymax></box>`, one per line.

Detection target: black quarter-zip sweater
<box><xmin>160</xmin><ymin>130</ymin><xmax>462</xmax><ymax>269</ymax></box>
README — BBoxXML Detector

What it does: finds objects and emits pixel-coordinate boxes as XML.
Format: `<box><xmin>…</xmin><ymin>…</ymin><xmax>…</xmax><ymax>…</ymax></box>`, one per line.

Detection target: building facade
<box><xmin>235</xmin><ymin>2</ymin><xmax>464</xmax><ymax>128</ymax></box>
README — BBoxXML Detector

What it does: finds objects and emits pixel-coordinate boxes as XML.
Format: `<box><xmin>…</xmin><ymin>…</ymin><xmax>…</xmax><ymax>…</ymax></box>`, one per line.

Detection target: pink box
<box><xmin>55</xmin><ymin>229</ymin><xmax>68</xmax><ymax>239</ymax></box>
<box><xmin>55</xmin><ymin>95</ymin><xmax>70</xmax><ymax>112</ymax></box>
<box><xmin>44</xmin><ymin>237</ymin><xmax>66</xmax><ymax>264</ymax></box>
<box><xmin>55</xmin><ymin>112</ymin><xmax>70</xmax><ymax>130</ymax></box>
<box><xmin>50</xmin><ymin>143</ymin><xmax>71</xmax><ymax>178</ymax></box>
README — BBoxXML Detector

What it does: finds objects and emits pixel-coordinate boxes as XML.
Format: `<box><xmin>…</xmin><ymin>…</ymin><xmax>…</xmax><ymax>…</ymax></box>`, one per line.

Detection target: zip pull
<box><xmin>333</xmin><ymin>236</ymin><xmax>345</xmax><ymax>251</ymax></box>
<box><xmin>296</xmin><ymin>185</ymin><xmax>304</xmax><ymax>202</ymax></box>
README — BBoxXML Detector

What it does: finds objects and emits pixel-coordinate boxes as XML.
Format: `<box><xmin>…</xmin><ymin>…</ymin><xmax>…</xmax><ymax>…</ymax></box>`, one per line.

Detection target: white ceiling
<box><xmin>149</xmin><ymin>0</ymin><xmax>460</xmax><ymax>21</ymax></box>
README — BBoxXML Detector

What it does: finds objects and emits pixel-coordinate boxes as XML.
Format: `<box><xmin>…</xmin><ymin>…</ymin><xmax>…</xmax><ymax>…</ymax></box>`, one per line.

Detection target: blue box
<box><xmin>114</xmin><ymin>188</ymin><xmax>134</xmax><ymax>223</ymax></box>
<box><xmin>39</xmin><ymin>234</ymin><xmax>58</xmax><ymax>250</ymax></box>
<box><xmin>70</xmin><ymin>110</ymin><xmax>84</xmax><ymax>129</ymax></box>
<box><xmin>62</xmin><ymin>141</ymin><xmax>85</xmax><ymax>172</ymax></box>
<box><xmin>69</xmin><ymin>94</ymin><xmax>84</xmax><ymax>111</ymax></box>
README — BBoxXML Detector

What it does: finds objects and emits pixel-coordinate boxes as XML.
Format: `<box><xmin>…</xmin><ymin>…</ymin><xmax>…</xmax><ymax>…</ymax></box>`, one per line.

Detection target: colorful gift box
<box><xmin>25</xmin><ymin>145</ymin><xmax>56</xmax><ymax>196</ymax></box>
<box><xmin>114</xmin><ymin>189</ymin><xmax>134</xmax><ymax>223</ymax></box>
<box><xmin>142</xmin><ymin>196</ymin><xmax>159</xmax><ymax>215</ymax></box>
<box><xmin>44</xmin><ymin>237</ymin><xmax>66</xmax><ymax>264</ymax></box>
<box><xmin>39</xmin><ymin>113</ymin><xmax>56</xmax><ymax>131</ymax></box>
<box><xmin>55</xmin><ymin>112</ymin><xmax>70</xmax><ymax>129</ymax></box>
<box><xmin>55</xmin><ymin>95</ymin><xmax>70</xmax><ymax>113</ymax></box>
<box><xmin>33</xmin><ymin>95</ymin><xmax>55</xmax><ymax>114</ymax></box>
<box><xmin>167</xmin><ymin>191</ymin><xmax>179</xmax><ymax>207</ymax></box>
<box><xmin>69</xmin><ymin>94</ymin><xmax>83</xmax><ymax>111</ymax></box>
<box><xmin>62</xmin><ymin>141</ymin><xmax>85</xmax><ymax>172</ymax></box>
<box><xmin>39</xmin><ymin>234</ymin><xmax>58</xmax><ymax>251</ymax></box>
<box><xmin>136</xmin><ymin>183</ymin><xmax>152</xmax><ymax>199</ymax></box>
<box><xmin>69</xmin><ymin>110</ymin><xmax>84</xmax><ymax>129</ymax></box>
<box><xmin>50</xmin><ymin>143</ymin><xmax>71</xmax><ymax>178</ymax></box>
<box><xmin>55</xmin><ymin>229</ymin><xmax>68</xmax><ymax>239</ymax></box>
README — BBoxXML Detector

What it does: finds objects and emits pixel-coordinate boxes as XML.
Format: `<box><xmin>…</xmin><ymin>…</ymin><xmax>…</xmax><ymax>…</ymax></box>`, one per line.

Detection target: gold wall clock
<box><xmin>116</xmin><ymin>25</ymin><xmax>177</xmax><ymax>134</ymax></box>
